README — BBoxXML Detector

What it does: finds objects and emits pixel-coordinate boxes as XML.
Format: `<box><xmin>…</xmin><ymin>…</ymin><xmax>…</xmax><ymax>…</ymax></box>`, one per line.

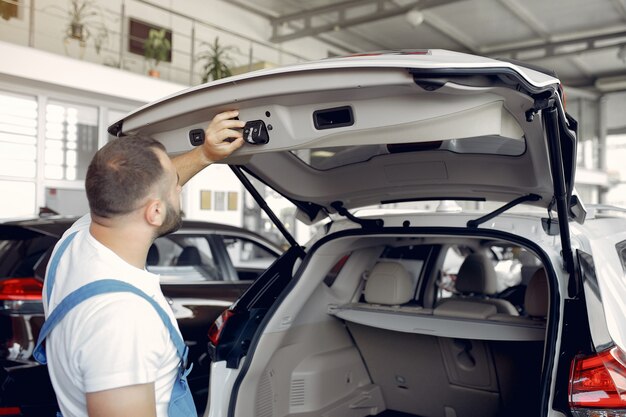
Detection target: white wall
<box><xmin>607</xmin><ymin>92</ymin><xmax>626</xmax><ymax>133</ymax></box>
<box><xmin>184</xmin><ymin>164</ymin><xmax>242</xmax><ymax>227</ymax></box>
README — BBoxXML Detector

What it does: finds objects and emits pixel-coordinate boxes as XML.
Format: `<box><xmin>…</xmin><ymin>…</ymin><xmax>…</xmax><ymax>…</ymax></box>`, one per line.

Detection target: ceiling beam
<box><xmin>497</xmin><ymin>0</ymin><xmax>550</xmax><ymax>39</ymax></box>
<box><xmin>610</xmin><ymin>0</ymin><xmax>626</xmax><ymax>19</ymax></box>
<box><xmin>482</xmin><ymin>26</ymin><xmax>626</xmax><ymax>60</ymax></box>
<box><xmin>422</xmin><ymin>11</ymin><xmax>480</xmax><ymax>53</ymax></box>
<box><xmin>224</xmin><ymin>0</ymin><xmax>362</xmax><ymax>54</ymax></box>
<box><xmin>569</xmin><ymin>56</ymin><xmax>593</xmax><ymax>79</ymax></box>
<box><xmin>562</xmin><ymin>69</ymin><xmax>626</xmax><ymax>88</ymax></box>
<box><xmin>269</xmin><ymin>0</ymin><xmax>463</xmax><ymax>43</ymax></box>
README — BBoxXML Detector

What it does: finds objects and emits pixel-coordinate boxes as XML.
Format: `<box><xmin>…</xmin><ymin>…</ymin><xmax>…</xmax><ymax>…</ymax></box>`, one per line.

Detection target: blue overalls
<box><xmin>33</xmin><ymin>231</ymin><xmax>197</xmax><ymax>417</ymax></box>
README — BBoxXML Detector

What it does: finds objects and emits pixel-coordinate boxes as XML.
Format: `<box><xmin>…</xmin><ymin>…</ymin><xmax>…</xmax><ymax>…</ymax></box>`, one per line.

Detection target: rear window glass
<box><xmin>379</xmin><ymin>244</ymin><xmax>432</xmax><ymax>300</ymax></box>
<box><xmin>437</xmin><ymin>244</ymin><xmax>542</xmax><ymax>313</ymax></box>
<box><xmin>147</xmin><ymin>235</ymin><xmax>221</xmax><ymax>282</ymax></box>
<box><xmin>222</xmin><ymin>235</ymin><xmax>277</xmax><ymax>271</ymax></box>
<box><xmin>438</xmin><ymin>245</ymin><xmax>541</xmax><ymax>296</ymax></box>
<box><xmin>291</xmin><ymin>136</ymin><xmax>525</xmax><ymax>171</ymax></box>
<box><xmin>0</xmin><ymin>235</ymin><xmax>57</xmax><ymax>278</ymax></box>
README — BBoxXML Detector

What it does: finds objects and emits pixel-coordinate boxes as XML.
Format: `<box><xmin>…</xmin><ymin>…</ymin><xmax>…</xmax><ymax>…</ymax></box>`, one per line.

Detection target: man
<box><xmin>39</xmin><ymin>110</ymin><xmax>244</xmax><ymax>417</ymax></box>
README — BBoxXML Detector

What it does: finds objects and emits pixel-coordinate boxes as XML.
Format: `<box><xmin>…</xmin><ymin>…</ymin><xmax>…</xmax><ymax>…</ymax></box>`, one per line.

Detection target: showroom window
<box><xmin>45</xmin><ymin>100</ymin><xmax>99</xmax><ymax>181</ymax></box>
<box><xmin>0</xmin><ymin>91</ymin><xmax>37</xmax><ymax>217</ymax></box>
<box><xmin>0</xmin><ymin>91</ymin><xmax>37</xmax><ymax>179</ymax></box>
<box><xmin>0</xmin><ymin>86</ymin><xmax>135</xmax><ymax>218</ymax></box>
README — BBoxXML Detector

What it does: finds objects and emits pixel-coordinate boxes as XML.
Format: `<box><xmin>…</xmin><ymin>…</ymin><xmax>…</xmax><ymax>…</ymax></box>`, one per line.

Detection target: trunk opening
<box><xmin>228</xmin><ymin>225</ymin><xmax>560</xmax><ymax>417</ymax></box>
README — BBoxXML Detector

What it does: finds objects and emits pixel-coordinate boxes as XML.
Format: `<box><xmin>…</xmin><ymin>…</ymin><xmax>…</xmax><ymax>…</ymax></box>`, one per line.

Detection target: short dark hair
<box><xmin>86</xmin><ymin>136</ymin><xmax>167</xmax><ymax>218</ymax></box>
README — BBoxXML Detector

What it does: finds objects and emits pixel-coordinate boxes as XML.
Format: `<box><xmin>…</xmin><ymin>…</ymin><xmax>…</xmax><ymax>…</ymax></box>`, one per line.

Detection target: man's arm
<box><xmin>173</xmin><ymin>110</ymin><xmax>245</xmax><ymax>186</ymax></box>
<box><xmin>86</xmin><ymin>383</ymin><xmax>156</xmax><ymax>417</ymax></box>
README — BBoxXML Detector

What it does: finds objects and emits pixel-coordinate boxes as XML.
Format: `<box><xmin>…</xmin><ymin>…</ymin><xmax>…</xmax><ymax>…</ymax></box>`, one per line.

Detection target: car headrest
<box><xmin>455</xmin><ymin>253</ymin><xmax>498</xmax><ymax>295</ymax></box>
<box><xmin>147</xmin><ymin>244</ymin><xmax>160</xmax><ymax>266</ymax></box>
<box><xmin>177</xmin><ymin>246</ymin><xmax>202</xmax><ymax>266</ymax></box>
<box><xmin>364</xmin><ymin>262</ymin><xmax>413</xmax><ymax>305</ymax></box>
<box><xmin>525</xmin><ymin>268</ymin><xmax>549</xmax><ymax>318</ymax></box>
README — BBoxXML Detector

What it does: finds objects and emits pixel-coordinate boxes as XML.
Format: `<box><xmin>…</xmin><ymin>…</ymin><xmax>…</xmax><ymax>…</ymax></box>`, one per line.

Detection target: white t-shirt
<box><xmin>43</xmin><ymin>215</ymin><xmax>180</xmax><ymax>417</ymax></box>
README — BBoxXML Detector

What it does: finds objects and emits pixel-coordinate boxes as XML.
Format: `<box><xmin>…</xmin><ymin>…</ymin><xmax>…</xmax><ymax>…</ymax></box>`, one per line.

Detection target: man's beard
<box><xmin>155</xmin><ymin>200</ymin><xmax>182</xmax><ymax>238</ymax></box>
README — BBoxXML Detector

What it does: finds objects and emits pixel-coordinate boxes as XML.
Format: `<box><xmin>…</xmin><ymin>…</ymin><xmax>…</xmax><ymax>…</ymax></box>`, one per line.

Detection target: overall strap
<box><xmin>45</xmin><ymin>231</ymin><xmax>79</xmax><ymax>308</ymax></box>
<box><xmin>34</xmin><ymin>279</ymin><xmax>187</xmax><ymax>366</ymax></box>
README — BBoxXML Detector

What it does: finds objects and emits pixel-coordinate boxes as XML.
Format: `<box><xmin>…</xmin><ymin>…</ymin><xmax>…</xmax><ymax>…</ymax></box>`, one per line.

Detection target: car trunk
<box><xmin>229</xmin><ymin>222</ymin><xmax>554</xmax><ymax>417</ymax></box>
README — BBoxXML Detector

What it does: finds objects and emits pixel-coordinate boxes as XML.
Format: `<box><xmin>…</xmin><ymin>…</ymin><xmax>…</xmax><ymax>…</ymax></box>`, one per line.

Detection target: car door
<box><xmin>217</xmin><ymin>234</ymin><xmax>282</xmax><ymax>281</ymax></box>
<box><xmin>149</xmin><ymin>232</ymin><xmax>251</xmax><ymax>411</ymax></box>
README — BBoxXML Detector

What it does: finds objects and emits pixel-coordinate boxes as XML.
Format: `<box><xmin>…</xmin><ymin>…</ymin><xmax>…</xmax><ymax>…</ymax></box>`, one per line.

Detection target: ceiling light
<box><xmin>595</xmin><ymin>75</ymin><xmax>626</xmax><ymax>92</ymax></box>
<box><xmin>311</xmin><ymin>150</ymin><xmax>335</xmax><ymax>158</ymax></box>
<box><xmin>405</xmin><ymin>8</ymin><xmax>424</xmax><ymax>28</ymax></box>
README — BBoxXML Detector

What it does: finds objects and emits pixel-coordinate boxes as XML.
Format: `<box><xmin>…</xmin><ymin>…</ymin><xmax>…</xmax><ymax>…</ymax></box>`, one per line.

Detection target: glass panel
<box><xmin>222</xmin><ymin>235</ymin><xmax>278</xmax><ymax>274</ymax></box>
<box><xmin>0</xmin><ymin>91</ymin><xmax>37</xmax><ymax>178</ymax></box>
<box><xmin>148</xmin><ymin>235</ymin><xmax>221</xmax><ymax>282</ymax></box>
<box><xmin>214</xmin><ymin>191</ymin><xmax>226</xmax><ymax>211</ymax></box>
<box><xmin>45</xmin><ymin>100</ymin><xmax>99</xmax><ymax>181</ymax></box>
<box><xmin>292</xmin><ymin>136</ymin><xmax>526</xmax><ymax>171</ymax></box>
<box><xmin>45</xmin><ymin>188</ymin><xmax>89</xmax><ymax>216</ymax></box>
<box><xmin>240</xmin><ymin>171</ymin><xmax>309</xmax><ymax>247</ymax></box>
<box><xmin>606</xmin><ymin>134</ymin><xmax>626</xmax><ymax>207</ymax></box>
<box><xmin>0</xmin><ymin>180</ymin><xmax>36</xmax><ymax>218</ymax></box>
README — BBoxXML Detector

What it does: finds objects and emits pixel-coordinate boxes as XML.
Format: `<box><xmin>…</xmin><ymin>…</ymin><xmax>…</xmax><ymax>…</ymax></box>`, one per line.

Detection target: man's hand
<box><xmin>173</xmin><ymin>110</ymin><xmax>245</xmax><ymax>186</ymax></box>
<box><xmin>201</xmin><ymin>110</ymin><xmax>245</xmax><ymax>165</ymax></box>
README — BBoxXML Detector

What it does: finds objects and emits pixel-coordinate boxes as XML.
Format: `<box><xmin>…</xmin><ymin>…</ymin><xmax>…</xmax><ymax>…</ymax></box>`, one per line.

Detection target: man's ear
<box><xmin>145</xmin><ymin>199</ymin><xmax>164</xmax><ymax>227</ymax></box>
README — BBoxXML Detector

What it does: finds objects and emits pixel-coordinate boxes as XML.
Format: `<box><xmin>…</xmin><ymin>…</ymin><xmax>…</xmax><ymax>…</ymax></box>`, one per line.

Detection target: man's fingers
<box><xmin>211</xmin><ymin>110</ymin><xmax>240</xmax><ymax>124</ymax></box>
<box><xmin>211</xmin><ymin>118</ymin><xmax>245</xmax><ymax>131</ymax></box>
<box><xmin>225</xmin><ymin>137</ymin><xmax>244</xmax><ymax>152</ymax></box>
<box><xmin>215</xmin><ymin>129</ymin><xmax>244</xmax><ymax>142</ymax></box>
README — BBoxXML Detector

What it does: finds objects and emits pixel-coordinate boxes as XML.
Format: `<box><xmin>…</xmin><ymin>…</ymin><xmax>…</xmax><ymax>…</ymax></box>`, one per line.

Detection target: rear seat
<box><xmin>488</xmin><ymin>268</ymin><xmax>549</xmax><ymax>325</ymax></box>
<box><xmin>335</xmin><ymin>260</ymin><xmax>547</xmax><ymax>417</ymax></box>
<box><xmin>434</xmin><ymin>253</ymin><xmax>518</xmax><ymax>318</ymax></box>
<box><xmin>335</xmin><ymin>261</ymin><xmax>431</xmax><ymax>315</ymax></box>
<box><xmin>345</xmin><ymin>261</ymin><xmax>500</xmax><ymax>417</ymax></box>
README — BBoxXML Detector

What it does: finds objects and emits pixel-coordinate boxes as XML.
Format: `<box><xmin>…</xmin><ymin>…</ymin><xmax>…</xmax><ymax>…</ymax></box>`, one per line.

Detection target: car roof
<box><xmin>0</xmin><ymin>216</ymin><xmax>281</xmax><ymax>250</ymax></box>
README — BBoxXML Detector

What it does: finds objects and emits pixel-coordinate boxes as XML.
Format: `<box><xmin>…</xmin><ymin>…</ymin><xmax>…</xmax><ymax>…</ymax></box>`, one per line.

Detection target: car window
<box><xmin>0</xmin><ymin>235</ymin><xmax>57</xmax><ymax>278</ymax></box>
<box><xmin>291</xmin><ymin>135</ymin><xmax>526</xmax><ymax>171</ymax></box>
<box><xmin>379</xmin><ymin>245</ymin><xmax>432</xmax><ymax>300</ymax></box>
<box><xmin>222</xmin><ymin>235</ymin><xmax>278</xmax><ymax>277</ymax></box>
<box><xmin>147</xmin><ymin>235</ymin><xmax>221</xmax><ymax>282</ymax></box>
<box><xmin>436</xmin><ymin>244</ymin><xmax>540</xmax><ymax>299</ymax></box>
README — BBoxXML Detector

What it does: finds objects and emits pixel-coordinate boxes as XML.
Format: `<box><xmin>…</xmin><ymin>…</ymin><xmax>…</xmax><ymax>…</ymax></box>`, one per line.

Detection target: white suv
<box><xmin>110</xmin><ymin>50</ymin><xmax>626</xmax><ymax>417</ymax></box>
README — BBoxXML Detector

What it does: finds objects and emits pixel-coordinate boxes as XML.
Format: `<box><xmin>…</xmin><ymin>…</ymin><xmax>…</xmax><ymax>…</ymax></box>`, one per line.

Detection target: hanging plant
<box><xmin>64</xmin><ymin>0</ymin><xmax>108</xmax><ymax>55</ymax></box>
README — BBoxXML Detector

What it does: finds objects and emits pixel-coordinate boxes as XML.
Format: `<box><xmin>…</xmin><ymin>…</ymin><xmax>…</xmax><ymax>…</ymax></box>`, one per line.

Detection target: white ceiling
<box><xmin>225</xmin><ymin>0</ymin><xmax>626</xmax><ymax>93</ymax></box>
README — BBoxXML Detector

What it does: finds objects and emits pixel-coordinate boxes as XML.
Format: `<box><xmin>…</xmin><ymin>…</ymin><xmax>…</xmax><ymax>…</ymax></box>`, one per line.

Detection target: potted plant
<box><xmin>196</xmin><ymin>37</ymin><xmax>237</xmax><ymax>83</ymax></box>
<box><xmin>1</xmin><ymin>0</ymin><xmax>18</xmax><ymax>21</ymax></box>
<box><xmin>144</xmin><ymin>28</ymin><xmax>171</xmax><ymax>78</ymax></box>
<box><xmin>63</xmin><ymin>0</ymin><xmax>108</xmax><ymax>58</ymax></box>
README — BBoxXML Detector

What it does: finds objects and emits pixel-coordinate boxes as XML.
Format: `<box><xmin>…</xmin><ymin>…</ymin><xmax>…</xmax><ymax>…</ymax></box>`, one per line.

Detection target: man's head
<box><xmin>86</xmin><ymin>136</ymin><xmax>182</xmax><ymax>238</ymax></box>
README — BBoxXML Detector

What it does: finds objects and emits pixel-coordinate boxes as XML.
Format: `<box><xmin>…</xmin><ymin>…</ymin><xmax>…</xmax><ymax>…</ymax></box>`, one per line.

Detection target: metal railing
<box><xmin>0</xmin><ymin>0</ymin><xmax>311</xmax><ymax>86</ymax></box>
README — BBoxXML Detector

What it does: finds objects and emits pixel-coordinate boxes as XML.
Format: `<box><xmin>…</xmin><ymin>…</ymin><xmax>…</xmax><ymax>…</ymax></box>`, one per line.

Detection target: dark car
<box><xmin>0</xmin><ymin>216</ymin><xmax>281</xmax><ymax>416</ymax></box>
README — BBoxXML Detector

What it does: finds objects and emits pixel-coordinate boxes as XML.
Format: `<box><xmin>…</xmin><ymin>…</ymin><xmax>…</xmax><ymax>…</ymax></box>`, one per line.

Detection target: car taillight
<box><xmin>0</xmin><ymin>278</ymin><xmax>43</xmax><ymax>301</ymax></box>
<box><xmin>208</xmin><ymin>309</ymin><xmax>235</xmax><ymax>346</ymax></box>
<box><xmin>0</xmin><ymin>407</ymin><xmax>22</xmax><ymax>416</ymax></box>
<box><xmin>569</xmin><ymin>346</ymin><xmax>626</xmax><ymax>417</ymax></box>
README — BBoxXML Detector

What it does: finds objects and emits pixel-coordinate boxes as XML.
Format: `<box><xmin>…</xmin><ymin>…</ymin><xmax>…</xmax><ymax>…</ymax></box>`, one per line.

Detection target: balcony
<box><xmin>0</xmin><ymin>0</ymin><xmax>312</xmax><ymax>86</ymax></box>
